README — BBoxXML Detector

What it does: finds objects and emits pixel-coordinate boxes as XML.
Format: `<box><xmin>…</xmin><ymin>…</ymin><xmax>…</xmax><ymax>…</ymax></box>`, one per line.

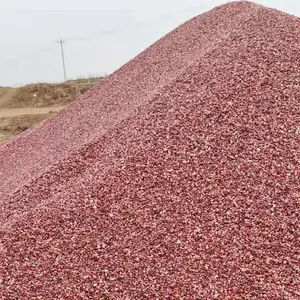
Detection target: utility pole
<box><xmin>57</xmin><ymin>39</ymin><xmax>67</xmax><ymax>81</ymax></box>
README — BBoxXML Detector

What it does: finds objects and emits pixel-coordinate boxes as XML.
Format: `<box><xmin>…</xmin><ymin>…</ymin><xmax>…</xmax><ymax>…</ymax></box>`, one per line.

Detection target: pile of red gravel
<box><xmin>1</xmin><ymin>1</ymin><xmax>299</xmax><ymax>299</ymax></box>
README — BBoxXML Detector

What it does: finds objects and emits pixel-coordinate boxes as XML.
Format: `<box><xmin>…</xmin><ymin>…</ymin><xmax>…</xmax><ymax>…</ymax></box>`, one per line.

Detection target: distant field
<box><xmin>0</xmin><ymin>77</ymin><xmax>102</xmax><ymax>142</ymax></box>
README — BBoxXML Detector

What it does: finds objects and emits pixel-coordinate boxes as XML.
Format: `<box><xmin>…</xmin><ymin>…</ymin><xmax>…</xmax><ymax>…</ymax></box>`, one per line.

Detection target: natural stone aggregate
<box><xmin>0</xmin><ymin>1</ymin><xmax>299</xmax><ymax>299</ymax></box>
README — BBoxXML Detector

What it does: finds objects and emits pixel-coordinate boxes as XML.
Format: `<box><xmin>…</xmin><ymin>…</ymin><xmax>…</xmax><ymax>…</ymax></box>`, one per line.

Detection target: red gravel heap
<box><xmin>0</xmin><ymin>1</ymin><xmax>299</xmax><ymax>299</ymax></box>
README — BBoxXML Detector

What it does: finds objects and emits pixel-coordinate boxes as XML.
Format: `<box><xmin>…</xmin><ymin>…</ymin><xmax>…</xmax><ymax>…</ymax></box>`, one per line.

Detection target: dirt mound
<box><xmin>0</xmin><ymin>87</ymin><xmax>17</xmax><ymax>107</ymax></box>
<box><xmin>0</xmin><ymin>78</ymin><xmax>102</xmax><ymax>109</ymax></box>
<box><xmin>0</xmin><ymin>1</ymin><xmax>299</xmax><ymax>299</ymax></box>
<box><xmin>0</xmin><ymin>79</ymin><xmax>102</xmax><ymax>142</ymax></box>
<box><xmin>2</xmin><ymin>83</ymin><xmax>80</xmax><ymax>108</ymax></box>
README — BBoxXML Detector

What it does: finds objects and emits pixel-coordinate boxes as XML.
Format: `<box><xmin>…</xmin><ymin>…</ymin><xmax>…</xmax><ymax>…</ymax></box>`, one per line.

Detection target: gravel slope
<box><xmin>0</xmin><ymin>1</ymin><xmax>299</xmax><ymax>299</ymax></box>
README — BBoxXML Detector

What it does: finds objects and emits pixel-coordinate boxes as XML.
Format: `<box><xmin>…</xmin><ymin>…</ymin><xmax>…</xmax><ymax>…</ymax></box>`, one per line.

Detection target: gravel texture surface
<box><xmin>0</xmin><ymin>1</ymin><xmax>299</xmax><ymax>299</ymax></box>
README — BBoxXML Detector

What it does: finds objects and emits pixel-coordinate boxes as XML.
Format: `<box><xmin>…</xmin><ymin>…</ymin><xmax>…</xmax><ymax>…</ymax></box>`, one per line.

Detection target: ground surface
<box><xmin>0</xmin><ymin>78</ymin><xmax>101</xmax><ymax>142</ymax></box>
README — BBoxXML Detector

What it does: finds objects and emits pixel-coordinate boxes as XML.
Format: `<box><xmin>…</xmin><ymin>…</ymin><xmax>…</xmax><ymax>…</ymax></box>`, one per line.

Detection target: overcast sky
<box><xmin>0</xmin><ymin>0</ymin><xmax>299</xmax><ymax>86</ymax></box>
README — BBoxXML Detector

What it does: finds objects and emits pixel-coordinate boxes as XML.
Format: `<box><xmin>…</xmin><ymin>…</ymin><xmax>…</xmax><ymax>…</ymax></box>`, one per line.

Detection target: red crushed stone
<box><xmin>0</xmin><ymin>1</ymin><xmax>300</xmax><ymax>299</ymax></box>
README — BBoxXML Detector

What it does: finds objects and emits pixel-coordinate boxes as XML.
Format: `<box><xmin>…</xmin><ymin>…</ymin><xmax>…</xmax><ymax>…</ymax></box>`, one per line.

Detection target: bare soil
<box><xmin>0</xmin><ymin>78</ymin><xmax>101</xmax><ymax>142</ymax></box>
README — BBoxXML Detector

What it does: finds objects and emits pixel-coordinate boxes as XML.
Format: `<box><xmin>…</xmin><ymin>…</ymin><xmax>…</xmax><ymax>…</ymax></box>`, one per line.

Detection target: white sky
<box><xmin>0</xmin><ymin>0</ymin><xmax>299</xmax><ymax>86</ymax></box>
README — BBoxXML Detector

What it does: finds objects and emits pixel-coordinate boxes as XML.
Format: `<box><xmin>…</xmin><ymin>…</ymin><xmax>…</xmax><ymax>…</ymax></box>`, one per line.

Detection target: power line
<box><xmin>0</xmin><ymin>9</ymin><xmax>131</xmax><ymax>13</ymax></box>
<box><xmin>0</xmin><ymin>0</ymin><xmax>223</xmax><ymax>66</ymax></box>
<box><xmin>65</xmin><ymin>0</ymin><xmax>223</xmax><ymax>43</ymax></box>
<box><xmin>57</xmin><ymin>39</ymin><xmax>67</xmax><ymax>81</ymax></box>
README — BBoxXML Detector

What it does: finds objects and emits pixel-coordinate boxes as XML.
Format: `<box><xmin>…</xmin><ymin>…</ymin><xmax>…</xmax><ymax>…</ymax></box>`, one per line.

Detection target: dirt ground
<box><xmin>0</xmin><ymin>77</ymin><xmax>101</xmax><ymax>142</ymax></box>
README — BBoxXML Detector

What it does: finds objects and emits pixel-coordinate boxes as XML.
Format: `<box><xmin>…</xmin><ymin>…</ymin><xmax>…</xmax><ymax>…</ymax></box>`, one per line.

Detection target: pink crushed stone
<box><xmin>0</xmin><ymin>1</ymin><xmax>299</xmax><ymax>299</ymax></box>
